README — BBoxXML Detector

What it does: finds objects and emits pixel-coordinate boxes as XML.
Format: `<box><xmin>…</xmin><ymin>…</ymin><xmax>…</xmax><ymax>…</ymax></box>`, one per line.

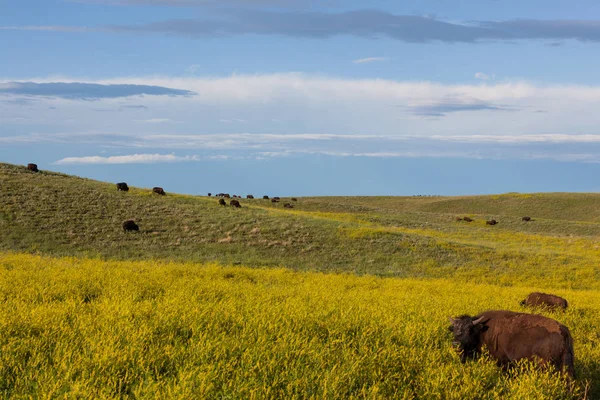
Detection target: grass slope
<box><xmin>0</xmin><ymin>253</ymin><xmax>597</xmax><ymax>399</ymax></box>
<box><xmin>2</xmin><ymin>163</ymin><xmax>600</xmax><ymax>289</ymax></box>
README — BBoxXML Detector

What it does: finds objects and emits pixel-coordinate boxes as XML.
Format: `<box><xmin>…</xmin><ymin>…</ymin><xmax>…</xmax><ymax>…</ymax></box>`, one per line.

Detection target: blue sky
<box><xmin>3</xmin><ymin>0</ymin><xmax>600</xmax><ymax>195</ymax></box>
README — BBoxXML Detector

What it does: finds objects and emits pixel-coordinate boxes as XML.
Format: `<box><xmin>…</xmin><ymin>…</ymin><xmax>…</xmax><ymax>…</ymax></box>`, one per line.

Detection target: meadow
<box><xmin>1</xmin><ymin>162</ymin><xmax>600</xmax><ymax>398</ymax></box>
<box><xmin>0</xmin><ymin>252</ymin><xmax>598</xmax><ymax>399</ymax></box>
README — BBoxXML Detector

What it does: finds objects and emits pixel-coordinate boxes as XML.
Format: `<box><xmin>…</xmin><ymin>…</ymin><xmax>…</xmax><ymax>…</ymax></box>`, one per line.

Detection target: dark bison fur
<box><xmin>116</xmin><ymin>182</ymin><xmax>129</xmax><ymax>192</ymax></box>
<box><xmin>122</xmin><ymin>219</ymin><xmax>139</xmax><ymax>232</ymax></box>
<box><xmin>448</xmin><ymin>310</ymin><xmax>575</xmax><ymax>378</ymax></box>
<box><xmin>520</xmin><ymin>292</ymin><xmax>568</xmax><ymax>310</ymax></box>
<box><xmin>27</xmin><ymin>163</ymin><xmax>38</xmax><ymax>172</ymax></box>
<box><xmin>153</xmin><ymin>187</ymin><xmax>166</xmax><ymax>195</ymax></box>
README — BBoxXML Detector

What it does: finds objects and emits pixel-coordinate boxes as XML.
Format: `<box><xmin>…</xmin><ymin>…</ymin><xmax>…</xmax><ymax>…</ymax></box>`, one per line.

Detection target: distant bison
<box><xmin>263</xmin><ymin>195</ymin><xmax>269</xmax><ymax>199</ymax></box>
<box><xmin>153</xmin><ymin>187</ymin><xmax>166</xmax><ymax>195</ymax></box>
<box><xmin>522</xmin><ymin>216</ymin><xmax>532</xmax><ymax>222</ymax></box>
<box><xmin>449</xmin><ymin>310</ymin><xmax>575</xmax><ymax>378</ymax></box>
<box><xmin>284</xmin><ymin>203</ymin><xmax>294</xmax><ymax>209</ymax></box>
<box><xmin>219</xmin><ymin>199</ymin><xmax>226</xmax><ymax>206</ymax></box>
<box><xmin>208</xmin><ymin>193</ymin><xmax>212</xmax><ymax>197</ymax></box>
<box><xmin>224</xmin><ymin>194</ymin><xmax>231</xmax><ymax>198</ymax></box>
<box><xmin>486</xmin><ymin>219</ymin><xmax>498</xmax><ymax>225</ymax></box>
<box><xmin>271</xmin><ymin>198</ymin><xmax>280</xmax><ymax>203</ymax></box>
<box><xmin>116</xmin><ymin>182</ymin><xmax>129</xmax><ymax>192</ymax></box>
<box><xmin>291</xmin><ymin>198</ymin><xmax>298</xmax><ymax>202</ymax></box>
<box><xmin>122</xmin><ymin>219</ymin><xmax>139</xmax><ymax>232</ymax></box>
<box><xmin>230</xmin><ymin>199</ymin><xmax>241</xmax><ymax>208</ymax></box>
<box><xmin>462</xmin><ymin>217</ymin><xmax>474</xmax><ymax>222</ymax></box>
<box><xmin>247</xmin><ymin>195</ymin><xmax>254</xmax><ymax>199</ymax></box>
<box><xmin>455</xmin><ymin>217</ymin><xmax>463</xmax><ymax>221</ymax></box>
<box><xmin>273</xmin><ymin>197</ymin><xmax>280</xmax><ymax>201</ymax></box>
<box><xmin>27</xmin><ymin>163</ymin><xmax>38</xmax><ymax>172</ymax></box>
<box><xmin>521</xmin><ymin>292</ymin><xmax>568</xmax><ymax>311</ymax></box>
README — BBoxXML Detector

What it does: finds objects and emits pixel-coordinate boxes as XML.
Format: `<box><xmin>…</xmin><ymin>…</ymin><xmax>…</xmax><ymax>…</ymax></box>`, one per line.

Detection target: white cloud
<box><xmin>474</xmin><ymin>72</ymin><xmax>494</xmax><ymax>80</ymax></box>
<box><xmin>54</xmin><ymin>153</ymin><xmax>200</xmax><ymax>165</ymax></box>
<box><xmin>353</xmin><ymin>57</ymin><xmax>388</xmax><ymax>64</ymax></box>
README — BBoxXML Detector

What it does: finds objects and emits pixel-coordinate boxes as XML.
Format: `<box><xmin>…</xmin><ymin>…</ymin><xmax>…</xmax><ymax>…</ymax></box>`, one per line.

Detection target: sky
<box><xmin>3</xmin><ymin>1</ymin><xmax>600</xmax><ymax>195</ymax></box>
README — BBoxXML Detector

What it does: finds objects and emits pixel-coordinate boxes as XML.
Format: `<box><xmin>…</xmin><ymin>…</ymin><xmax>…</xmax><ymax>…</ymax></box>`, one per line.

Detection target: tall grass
<box><xmin>0</xmin><ymin>252</ymin><xmax>596</xmax><ymax>399</ymax></box>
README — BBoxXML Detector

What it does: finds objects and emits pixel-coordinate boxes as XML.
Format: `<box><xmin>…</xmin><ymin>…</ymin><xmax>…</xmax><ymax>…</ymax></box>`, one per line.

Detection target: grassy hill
<box><xmin>2</xmin><ymin>162</ymin><xmax>600</xmax><ymax>289</ymax></box>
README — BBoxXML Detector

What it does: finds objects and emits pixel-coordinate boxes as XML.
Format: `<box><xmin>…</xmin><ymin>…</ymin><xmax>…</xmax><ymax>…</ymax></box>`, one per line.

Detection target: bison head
<box><xmin>448</xmin><ymin>315</ymin><xmax>488</xmax><ymax>363</ymax></box>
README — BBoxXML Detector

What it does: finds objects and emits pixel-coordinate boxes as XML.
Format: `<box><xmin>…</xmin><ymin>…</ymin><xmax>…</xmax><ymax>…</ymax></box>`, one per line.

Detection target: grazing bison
<box><xmin>219</xmin><ymin>199</ymin><xmax>226</xmax><ymax>206</ymax></box>
<box><xmin>462</xmin><ymin>217</ymin><xmax>474</xmax><ymax>222</ymax></box>
<box><xmin>230</xmin><ymin>199</ymin><xmax>241</xmax><ymax>208</ymax></box>
<box><xmin>448</xmin><ymin>310</ymin><xmax>575</xmax><ymax>378</ymax></box>
<box><xmin>291</xmin><ymin>198</ymin><xmax>298</xmax><ymax>202</ymax></box>
<box><xmin>224</xmin><ymin>194</ymin><xmax>231</xmax><ymax>198</ymax></box>
<box><xmin>27</xmin><ymin>163</ymin><xmax>38</xmax><ymax>172</ymax></box>
<box><xmin>153</xmin><ymin>187</ymin><xmax>166</xmax><ymax>195</ymax></box>
<box><xmin>271</xmin><ymin>198</ymin><xmax>280</xmax><ymax>203</ymax></box>
<box><xmin>247</xmin><ymin>195</ymin><xmax>254</xmax><ymax>199</ymax></box>
<box><xmin>486</xmin><ymin>219</ymin><xmax>498</xmax><ymax>225</ymax></box>
<box><xmin>522</xmin><ymin>216</ymin><xmax>532</xmax><ymax>222</ymax></box>
<box><xmin>263</xmin><ymin>195</ymin><xmax>269</xmax><ymax>199</ymax></box>
<box><xmin>284</xmin><ymin>203</ymin><xmax>294</xmax><ymax>209</ymax></box>
<box><xmin>122</xmin><ymin>219</ymin><xmax>139</xmax><ymax>232</ymax></box>
<box><xmin>521</xmin><ymin>292</ymin><xmax>568</xmax><ymax>310</ymax></box>
<box><xmin>455</xmin><ymin>217</ymin><xmax>463</xmax><ymax>221</ymax></box>
<box><xmin>116</xmin><ymin>182</ymin><xmax>129</xmax><ymax>192</ymax></box>
<box><xmin>208</xmin><ymin>193</ymin><xmax>212</xmax><ymax>197</ymax></box>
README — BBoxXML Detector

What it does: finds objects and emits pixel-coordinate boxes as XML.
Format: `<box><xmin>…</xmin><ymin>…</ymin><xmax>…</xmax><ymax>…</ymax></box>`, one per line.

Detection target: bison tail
<box><xmin>561</xmin><ymin>326</ymin><xmax>576</xmax><ymax>379</ymax></box>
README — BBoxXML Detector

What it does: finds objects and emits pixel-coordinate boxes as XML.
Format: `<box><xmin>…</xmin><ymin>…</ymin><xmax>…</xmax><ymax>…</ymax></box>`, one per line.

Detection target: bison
<box><xmin>283</xmin><ymin>203</ymin><xmax>294</xmax><ymax>209</ymax></box>
<box><xmin>208</xmin><ymin>193</ymin><xmax>212</xmax><ymax>197</ymax></box>
<box><xmin>448</xmin><ymin>310</ymin><xmax>575</xmax><ymax>378</ymax></box>
<box><xmin>116</xmin><ymin>182</ymin><xmax>129</xmax><ymax>192</ymax></box>
<box><xmin>522</xmin><ymin>216</ymin><xmax>532</xmax><ymax>222</ymax></box>
<box><xmin>521</xmin><ymin>292</ymin><xmax>568</xmax><ymax>311</ymax></box>
<box><xmin>230</xmin><ymin>199</ymin><xmax>241</xmax><ymax>208</ymax></box>
<box><xmin>247</xmin><ymin>195</ymin><xmax>254</xmax><ymax>199</ymax></box>
<box><xmin>486</xmin><ymin>219</ymin><xmax>498</xmax><ymax>225</ymax></box>
<box><xmin>27</xmin><ymin>163</ymin><xmax>38</xmax><ymax>172</ymax></box>
<box><xmin>455</xmin><ymin>217</ymin><xmax>463</xmax><ymax>221</ymax></box>
<box><xmin>462</xmin><ymin>217</ymin><xmax>474</xmax><ymax>222</ymax></box>
<box><xmin>263</xmin><ymin>195</ymin><xmax>269</xmax><ymax>199</ymax></box>
<box><xmin>291</xmin><ymin>198</ymin><xmax>298</xmax><ymax>202</ymax></box>
<box><xmin>153</xmin><ymin>187</ymin><xmax>166</xmax><ymax>195</ymax></box>
<box><xmin>271</xmin><ymin>198</ymin><xmax>280</xmax><ymax>203</ymax></box>
<box><xmin>122</xmin><ymin>219</ymin><xmax>139</xmax><ymax>232</ymax></box>
<box><xmin>224</xmin><ymin>194</ymin><xmax>231</xmax><ymax>198</ymax></box>
<box><xmin>219</xmin><ymin>199</ymin><xmax>226</xmax><ymax>206</ymax></box>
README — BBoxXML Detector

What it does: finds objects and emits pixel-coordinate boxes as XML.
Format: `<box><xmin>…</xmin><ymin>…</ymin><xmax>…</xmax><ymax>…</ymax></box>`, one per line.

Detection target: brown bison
<box><xmin>521</xmin><ymin>292</ymin><xmax>568</xmax><ymax>310</ymax></box>
<box><xmin>116</xmin><ymin>182</ymin><xmax>129</xmax><ymax>192</ymax></box>
<box><xmin>122</xmin><ymin>219</ymin><xmax>139</xmax><ymax>232</ymax></box>
<box><xmin>230</xmin><ymin>199</ymin><xmax>241</xmax><ymax>208</ymax></box>
<box><xmin>271</xmin><ymin>198</ymin><xmax>280</xmax><ymax>203</ymax></box>
<box><xmin>462</xmin><ymin>217</ymin><xmax>474</xmax><ymax>222</ymax></box>
<box><xmin>448</xmin><ymin>310</ymin><xmax>575</xmax><ymax>378</ymax></box>
<box><xmin>219</xmin><ymin>199</ymin><xmax>226</xmax><ymax>206</ymax></box>
<box><xmin>291</xmin><ymin>198</ymin><xmax>298</xmax><ymax>201</ymax></box>
<box><xmin>522</xmin><ymin>216</ymin><xmax>532</xmax><ymax>222</ymax></box>
<box><xmin>224</xmin><ymin>194</ymin><xmax>231</xmax><ymax>198</ymax></box>
<box><xmin>27</xmin><ymin>163</ymin><xmax>38</xmax><ymax>172</ymax></box>
<box><xmin>247</xmin><ymin>195</ymin><xmax>254</xmax><ymax>199</ymax></box>
<box><xmin>153</xmin><ymin>187</ymin><xmax>166</xmax><ymax>195</ymax></box>
<box><xmin>263</xmin><ymin>195</ymin><xmax>269</xmax><ymax>199</ymax></box>
<box><xmin>284</xmin><ymin>203</ymin><xmax>294</xmax><ymax>209</ymax></box>
<box><xmin>455</xmin><ymin>217</ymin><xmax>463</xmax><ymax>221</ymax></box>
<box><xmin>486</xmin><ymin>219</ymin><xmax>498</xmax><ymax>225</ymax></box>
<box><xmin>208</xmin><ymin>193</ymin><xmax>212</xmax><ymax>197</ymax></box>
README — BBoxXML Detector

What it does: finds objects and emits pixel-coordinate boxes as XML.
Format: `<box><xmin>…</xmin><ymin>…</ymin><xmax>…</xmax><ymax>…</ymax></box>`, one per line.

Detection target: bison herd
<box><xmin>456</xmin><ymin>216</ymin><xmax>534</xmax><ymax>225</ymax></box>
<box><xmin>449</xmin><ymin>292</ymin><xmax>574</xmax><ymax>379</ymax></box>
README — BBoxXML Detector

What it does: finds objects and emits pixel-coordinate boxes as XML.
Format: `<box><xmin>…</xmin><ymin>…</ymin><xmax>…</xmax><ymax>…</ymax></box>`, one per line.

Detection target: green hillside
<box><xmin>2</xmin><ymin>162</ymin><xmax>600</xmax><ymax>289</ymax></box>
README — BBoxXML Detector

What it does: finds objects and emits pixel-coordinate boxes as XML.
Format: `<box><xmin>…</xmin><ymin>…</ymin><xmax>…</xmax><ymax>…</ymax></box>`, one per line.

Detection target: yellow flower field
<box><xmin>0</xmin><ymin>252</ymin><xmax>597</xmax><ymax>399</ymax></box>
